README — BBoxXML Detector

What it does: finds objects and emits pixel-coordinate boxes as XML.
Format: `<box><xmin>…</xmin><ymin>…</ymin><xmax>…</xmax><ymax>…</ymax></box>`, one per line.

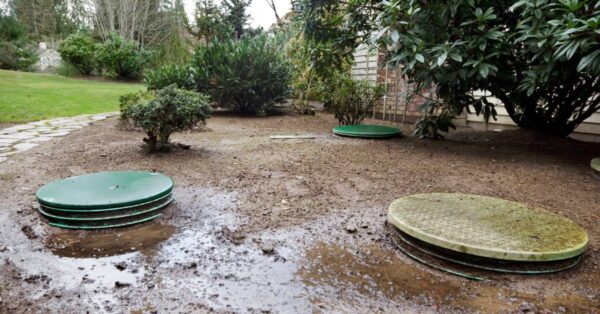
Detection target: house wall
<box><xmin>352</xmin><ymin>48</ymin><xmax>600</xmax><ymax>142</ymax></box>
<box><xmin>351</xmin><ymin>46</ymin><xmax>427</xmax><ymax>123</ymax></box>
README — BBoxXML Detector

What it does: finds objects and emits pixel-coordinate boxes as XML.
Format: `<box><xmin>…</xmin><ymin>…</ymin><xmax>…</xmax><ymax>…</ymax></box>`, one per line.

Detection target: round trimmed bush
<box><xmin>58</xmin><ymin>33</ymin><xmax>97</xmax><ymax>75</ymax></box>
<box><xmin>123</xmin><ymin>84</ymin><xmax>212</xmax><ymax>151</ymax></box>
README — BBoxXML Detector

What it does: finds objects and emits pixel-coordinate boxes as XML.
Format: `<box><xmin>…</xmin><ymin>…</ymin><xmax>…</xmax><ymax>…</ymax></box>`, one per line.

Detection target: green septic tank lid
<box><xmin>36</xmin><ymin>171</ymin><xmax>173</xmax><ymax>210</ymax></box>
<box><xmin>333</xmin><ymin>124</ymin><xmax>402</xmax><ymax>138</ymax></box>
<box><xmin>387</xmin><ymin>193</ymin><xmax>588</xmax><ymax>262</ymax></box>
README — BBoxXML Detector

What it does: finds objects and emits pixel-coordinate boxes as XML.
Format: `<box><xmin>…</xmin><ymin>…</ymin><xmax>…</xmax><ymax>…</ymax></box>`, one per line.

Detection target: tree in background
<box><xmin>281</xmin><ymin>1</ymin><xmax>353</xmax><ymax>114</ymax></box>
<box><xmin>0</xmin><ymin>7</ymin><xmax>38</xmax><ymax>72</ymax></box>
<box><xmin>222</xmin><ymin>0</ymin><xmax>251</xmax><ymax>39</ymax></box>
<box><xmin>9</xmin><ymin>0</ymin><xmax>79</xmax><ymax>40</ymax></box>
<box><xmin>148</xmin><ymin>0</ymin><xmax>196</xmax><ymax>67</ymax></box>
<box><xmin>172</xmin><ymin>0</ymin><xmax>190</xmax><ymax>31</ymax></box>
<box><xmin>303</xmin><ymin>0</ymin><xmax>600</xmax><ymax>137</ymax></box>
<box><xmin>194</xmin><ymin>0</ymin><xmax>255</xmax><ymax>41</ymax></box>
<box><xmin>0</xmin><ymin>14</ymin><xmax>26</xmax><ymax>42</ymax></box>
<box><xmin>92</xmin><ymin>0</ymin><xmax>162</xmax><ymax>47</ymax></box>
<box><xmin>194</xmin><ymin>0</ymin><xmax>228</xmax><ymax>41</ymax></box>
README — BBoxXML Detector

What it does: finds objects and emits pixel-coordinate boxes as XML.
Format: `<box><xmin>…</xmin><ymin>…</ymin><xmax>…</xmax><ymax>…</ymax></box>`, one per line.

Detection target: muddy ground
<box><xmin>0</xmin><ymin>113</ymin><xmax>599</xmax><ymax>313</ymax></box>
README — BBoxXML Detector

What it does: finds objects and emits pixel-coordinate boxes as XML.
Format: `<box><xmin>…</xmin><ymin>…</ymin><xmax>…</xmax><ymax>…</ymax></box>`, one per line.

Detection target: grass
<box><xmin>0</xmin><ymin>70</ymin><xmax>144</xmax><ymax>123</ymax></box>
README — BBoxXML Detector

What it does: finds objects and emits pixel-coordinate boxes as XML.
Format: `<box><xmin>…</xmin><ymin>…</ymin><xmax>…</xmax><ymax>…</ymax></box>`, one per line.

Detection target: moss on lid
<box><xmin>388</xmin><ymin>193</ymin><xmax>588</xmax><ymax>261</ymax></box>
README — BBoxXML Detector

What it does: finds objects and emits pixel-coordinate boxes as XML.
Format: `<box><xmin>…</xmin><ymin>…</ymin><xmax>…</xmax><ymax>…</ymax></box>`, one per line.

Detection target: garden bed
<box><xmin>0</xmin><ymin>113</ymin><xmax>598</xmax><ymax>313</ymax></box>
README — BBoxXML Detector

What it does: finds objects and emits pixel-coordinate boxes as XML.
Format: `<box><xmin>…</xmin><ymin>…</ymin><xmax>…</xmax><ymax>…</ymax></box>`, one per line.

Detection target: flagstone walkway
<box><xmin>0</xmin><ymin>113</ymin><xmax>116</xmax><ymax>163</ymax></box>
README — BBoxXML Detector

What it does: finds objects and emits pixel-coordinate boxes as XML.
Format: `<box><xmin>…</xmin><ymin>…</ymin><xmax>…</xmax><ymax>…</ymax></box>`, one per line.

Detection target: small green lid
<box><xmin>333</xmin><ymin>124</ymin><xmax>402</xmax><ymax>138</ymax></box>
<box><xmin>36</xmin><ymin>171</ymin><xmax>173</xmax><ymax>209</ymax></box>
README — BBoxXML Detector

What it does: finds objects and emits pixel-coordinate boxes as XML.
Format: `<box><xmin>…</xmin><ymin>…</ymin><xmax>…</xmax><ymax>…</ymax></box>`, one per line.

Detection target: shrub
<box><xmin>118</xmin><ymin>90</ymin><xmax>157</xmax><ymax>120</ymax></box>
<box><xmin>123</xmin><ymin>85</ymin><xmax>212</xmax><ymax>151</ymax></box>
<box><xmin>0</xmin><ymin>15</ymin><xmax>26</xmax><ymax>42</ymax></box>
<box><xmin>191</xmin><ymin>34</ymin><xmax>292</xmax><ymax>115</ymax></box>
<box><xmin>0</xmin><ymin>42</ymin><xmax>38</xmax><ymax>72</ymax></box>
<box><xmin>144</xmin><ymin>64</ymin><xmax>196</xmax><ymax>90</ymax></box>
<box><xmin>97</xmin><ymin>34</ymin><xmax>147</xmax><ymax>79</ymax></box>
<box><xmin>326</xmin><ymin>76</ymin><xmax>384</xmax><ymax>125</ymax></box>
<box><xmin>413</xmin><ymin>102</ymin><xmax>456</xmax><ymax>140</ymax></box>
<box><xmin>58</xmin><ymin>33</ymin><xmax>97</xmax><ymax>75</ymax></box>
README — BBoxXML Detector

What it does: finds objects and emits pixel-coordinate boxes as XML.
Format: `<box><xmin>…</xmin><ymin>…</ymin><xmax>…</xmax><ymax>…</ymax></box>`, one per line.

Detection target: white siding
<box><xmin>351</xmin><ymin>45</ymin><xmax>378</xmax><ymax>86</ymax></box>
<box><xmin>466</xmin><ymin>91</ymin><xmax>600</xmax><ymax>141</ymax></box>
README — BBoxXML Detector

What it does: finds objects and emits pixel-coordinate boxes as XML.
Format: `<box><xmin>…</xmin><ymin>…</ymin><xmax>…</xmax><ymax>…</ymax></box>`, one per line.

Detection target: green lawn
<box><xmin>0</xmin><ymin>70</ymin><xmax>144</xmax><ymax>123</ymax></box>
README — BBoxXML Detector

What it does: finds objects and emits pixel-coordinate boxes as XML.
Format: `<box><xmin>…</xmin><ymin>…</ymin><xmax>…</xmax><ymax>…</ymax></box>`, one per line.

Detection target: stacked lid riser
<box><xmin>387</xmin><ymin>193</ymin><xmax>589</xmax><ymax>276</ymax></box>
<box><xmin>36</xmin><ymin>171</ymin><xmax>174</xmax><ymax>230</ymax></box>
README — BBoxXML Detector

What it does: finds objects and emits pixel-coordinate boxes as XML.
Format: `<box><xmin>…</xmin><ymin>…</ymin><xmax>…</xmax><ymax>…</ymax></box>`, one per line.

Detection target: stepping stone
<box><xmin>31</xmin><ymin>121</ymin><xmax>51</xmax><ymax>126</ymax></box>
<box><xmin>45</xmin><ymin>131</ymin><xmax>71</xmax><ymax>137</ymax></box>
<box><xmin>0</xmin><ymin>132</ymin><xmax>38</xmax><ymax>140</ymax></box>
<box><xmin>33</xmin><ymin>127</ymin><xmax>56</xmax><ymax>132</ymax></box>
<box><xmin>13</xmin><ymin>142</ymin><xmax>39</xmax><ymax>152</ymax></box>
<box><xmin>26</xmin><ymin>136</ymin><xmax>54</xmax><ymax>142</ymax></box>
<box><xmin>0</xmin><ymin>151</ymin><xmax>17</xmax><ymax>157</ymax></box>
<box><xmin>9</xmin><ymin>124</ymin><xmax>36</xmax><ymax>131</ymax></box>
<box><xmin>0</xmin><ymin>138</ymin><xmax>20</xmax><ymax>144</ymax></box>
<box><xmin>0</xmin><ymin>128</ymin><xmax>21</xmax><ymax>135</ymax></box>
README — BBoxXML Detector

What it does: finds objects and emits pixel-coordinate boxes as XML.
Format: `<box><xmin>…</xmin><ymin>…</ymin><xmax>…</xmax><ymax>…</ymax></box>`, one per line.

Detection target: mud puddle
<box><xmin>46</xmin><ymin>223</ymin><xmax>176</xmax><ymax>258</ymax></box>
<box><xmin>2</xmin><ymin>187</ymin><xmax>598</xmax><ymax>313</ymax></box>
<box><xmin>300</xmin><ymin>241</ymin><xmax>598</xmax><ymax>313</ymax></box>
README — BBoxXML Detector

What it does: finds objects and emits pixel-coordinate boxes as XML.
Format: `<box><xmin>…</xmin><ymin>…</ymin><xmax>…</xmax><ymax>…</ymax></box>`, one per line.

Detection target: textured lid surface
<box><xmin>36</xmin><ymin>171</ymin><xmax>173</xmax><ymax>209</ymax></box>
<box><xmin>388</xmin><ymin>193</ymin><xmax>588</xmax><ymax>261</ymax></box>
<box><xmin>333</xmin><ymin>124</ymin><xmax>402</xmax><ymax>138</ymax></box>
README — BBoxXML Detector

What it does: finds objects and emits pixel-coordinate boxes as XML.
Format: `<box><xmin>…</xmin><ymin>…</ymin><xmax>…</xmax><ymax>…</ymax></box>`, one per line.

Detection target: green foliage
<box><xmin>413</xmin><ymin>102</ymin><xmax>457</xmax><ymax>140</ymax></box>
<box><xmin>147</xmin><ymin>39</ymin><xmax>192</xmax><ymax>69</ymax></box>
<box><xmin>0</xmin><ymin>15</ymin><xmax>26</xmax><ymax>42</ymax></box>
<box><xmin>222</xmin><ymin>0</ymin><xmax>251</xmax><ymax>38</ymax></box>
<box><xmin>304</xmin><ymin>0</ymin><xmax>600</xmax><ymax>137</ymax></box>
<box><xmin>327</xmin><ymin>76</ymin><xmax>384</xmax><ymax>125</ymax></box>
<box><xmin>11</xmin><ymin>0</ymin><xmax>80</xmax><ymax>40</ymax></box>
<box><xmin>280</xmin><ymin>12</ymin><xmax>351</xmax><ymax>114</ymax></box>
<box><xmin>118</xmin><ymin>90</ymin><xmax>157</xmax><ymax>120</ymax></box>
<box><xmin>96</xmin><ymin>34</ymin><xmax>148</xmax><ymax>79</ymax></box>
<box><xmin>195</xmin><ymin>0</ymin><xmax>230</xmax><ymax>41</ymax></box>
<box><xmin>144</xmin><ymin>64</ymin><xmax>196</xmax><ymax>91</ymax></box>
<box><xmin>0</xmin><ymin>42</ymin><xmax>38</xmax><ymax>72</ymax></box>
<box><xmin>194</xmin><ymin>0</ymin><xmax>251</xmax><ymax>40</ymax></box>
<box><xmin>191</xmin><ymin>34</ymin><xmax>292</xmax><ymax>115</ymax></box>
<box><xmin>58</xmin><ymin>32</ymin><xmax>97</xmax><ymax>75</ymax></box>
<box><xmin>123</xmin><ymin>85</ymin><xmax>213</xmax><ymax>151</ymax></box>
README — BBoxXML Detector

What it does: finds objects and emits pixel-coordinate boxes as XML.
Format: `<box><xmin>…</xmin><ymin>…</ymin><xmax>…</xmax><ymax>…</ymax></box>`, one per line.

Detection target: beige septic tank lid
<box><xmin>388</xmin><ymin>193</ymin><xmax>588</xmax><ymax>261</ymax></box>
<box><xmin>592</xmin><ymin>158</ymin><xmax>600</xmax><ymax>173</ymax></box>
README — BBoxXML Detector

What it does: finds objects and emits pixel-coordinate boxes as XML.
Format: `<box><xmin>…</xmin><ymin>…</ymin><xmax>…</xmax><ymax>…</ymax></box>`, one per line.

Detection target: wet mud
<box><xmin>0</xmin><ymin>113</ymin><xmax>599</xmax><ymax>313</ymax></box>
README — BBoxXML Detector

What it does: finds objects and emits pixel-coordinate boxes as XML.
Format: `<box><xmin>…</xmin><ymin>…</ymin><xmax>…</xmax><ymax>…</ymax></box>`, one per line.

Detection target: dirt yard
<box><xmin>0</xmin><ymin>113</ymin><xmax>599</xmax><ymax>313</ymax></box>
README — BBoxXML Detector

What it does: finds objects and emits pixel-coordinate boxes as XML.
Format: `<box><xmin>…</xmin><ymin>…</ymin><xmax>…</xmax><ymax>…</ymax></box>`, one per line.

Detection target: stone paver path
<box><xmin>0</xmin><ymin>113</ymin><xmax>116</xmax><ymax>163</ymax></box>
